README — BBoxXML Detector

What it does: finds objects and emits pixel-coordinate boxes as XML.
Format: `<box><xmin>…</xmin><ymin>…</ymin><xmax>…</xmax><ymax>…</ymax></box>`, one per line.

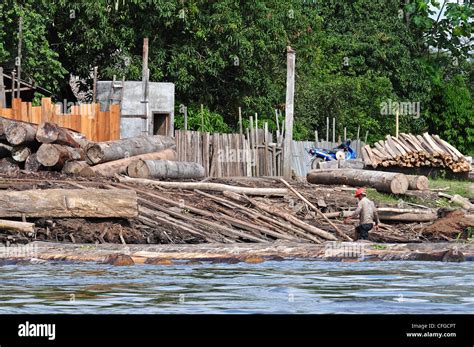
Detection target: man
<box><xmin>344</xmin><ymin>188</ymin><xmax>379</xmax><ymax>240</ymax></box>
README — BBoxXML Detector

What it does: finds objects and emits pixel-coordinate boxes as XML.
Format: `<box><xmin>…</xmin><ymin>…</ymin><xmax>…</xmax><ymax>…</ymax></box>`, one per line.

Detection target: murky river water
<box><xmin>0</xmin><ymin>261</ymin><xmax>473</xmax><ymax>314</ymax></box>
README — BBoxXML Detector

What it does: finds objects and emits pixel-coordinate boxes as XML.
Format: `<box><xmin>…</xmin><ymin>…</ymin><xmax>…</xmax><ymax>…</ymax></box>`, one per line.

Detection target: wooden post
<box><xmin>16</xmin><ymin>16</ymin><xmax>23</xmax><ymax>99</ymax></box>
<box><xmin>11</xmin><ymin>71</ymin><xmax>15</xmax><ymax>106</ymax></box>
<box><xmin>183</xmin><ymin>106</ymin><xmax>188</xmax><ymax>131</ymax></box>
<box><xmin>264</xmin><ymin>122</ymin><xmax>268</xmax><ymax>176</ymax></box>
<box><xmin>395</xmin><ymin>109</ymin><xmax>399</xmax><ymax>138</ymax></box>
<box><xmin>282</xmin><ymin>46</ymin><xmax>295</xmax><ymax>178</ymax></box>
<box><xmin>92</xmin><ymin>66</ymin><xmax>98</xmax><ymax>104</ymax></box>
<box><xmin>314</xmin><ymin>130</ymin><xmax>318</xmax><ymax>146</ymax></box>
<box><xmin>364</xmin><ymin>130</ymin><xmax>369</xmax><ymax>144</ymax></box>
<box><xmin>356</xmin><ymin>125</ymin><xmax>361</xmax><ymax>158</ymax></box>
<box><xmin>326</xmin><ymin>116</ymin><xmax>329</xmax><ymax>143</ymax></box>
<box><xmin>142</xmin><ymin>38</ymin><xmax>149</xmax><ymax>135</ymax></box>
<box><xmin>344</xmin><ymin>127</ymin><xmax>347</xmax><ymax>142</ymax></box>
<box><xmin>200</xmin><ymin>104</ymin><xmax>204</xmax><ymax>131</ymax></box>
<box><xmin>238</xmin><ymin>107</ymin><xmax>243</xmax><ymax>136</ymax></box>
<box><xmin>332</xmin><ymin>117</ymin><xmax>335</xmax><ymax>145</ymax></box>
<box><xmin>275</xmin><ymin>109</ymin><xmax>280</xmax><ymax>136</ymax></box>
<box><xmin>255</xmin><ymin>112</ymin><xmax>259</xmax><ymax>176</ymax></box>
<box><xmin>0</xmin><ymin>67</ymin><xmax>5</xmax><ymax>108</ymax></box>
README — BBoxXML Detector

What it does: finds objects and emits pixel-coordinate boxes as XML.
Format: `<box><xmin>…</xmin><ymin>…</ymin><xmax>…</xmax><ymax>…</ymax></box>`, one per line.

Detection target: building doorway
<box><xmin>153</xmin><ymin>113</ymin><xmax>169</xmax><ymax>136</ymax></box>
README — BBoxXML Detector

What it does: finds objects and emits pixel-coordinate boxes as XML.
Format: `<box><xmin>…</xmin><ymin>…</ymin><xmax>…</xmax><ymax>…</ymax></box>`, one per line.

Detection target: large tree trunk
<box><xmin>11</xmin><ymin>145</ymin><xmax>31</xmax><ymax>162</ymax></box>
<box><xmin>0</xmin><ymin>219</ymin><xmax>35</xmax><ymax>233</ymax></box>
<box><xmin>0</xmin><ymin>158</ymin><xmax>19</xmax><ymax>174</ymax></box>
<box><xmin>80</xmin><ymin>148</ymin><xmax>176</xmax><ymax>177</ymax></box>
<box><xmin>127</xmin><ymin>159</ymin><xmax>205</xmax><ymax>179</ymax></box>
<box><xmin>36</xmin><ymin>122</ymin><xmax>81</xmax><ymax>147</ymax></box>
<box><xmin>85</xmin><ymin>135</ymin><xmax>175</xmax><ymax>165</ymax></box>
<box><xmin>24</xmin><ymin>153</ymin><xmax>43</xmax><ymax>172</ymax></box>
<box><xmin>406</xmin><ymin>175</ymin><xmax>429</xmax><ymax>190</ymax></box>
<box><xmin>5</xmin><ymin>121</ymin><xmax>38</xmax><ymax>145</ymax></box>
<box><xmin>0</xmin><ymin>117</ymin><xmax>13</xmax><ymax>140</ymax></box>
<box><xmin>0</xmin><ymin>189</ymin><xmax>138</xmax><ymax>218</ymax></box>
<box><xmin>36</xmin><ymin>144</ymin><xmax>84</xmax><ymax>168</ymax></box>
<box><xmin>62</xmin><ymin>161</ymin><xmax>89</xmax><ymax>175</ymax></box>
<box><xmin>116</xmin><ymin>175</ymin><xmax>288</xmax><ymax>196</ymax></box>
<box><xmin>307</xmin><ymin>169</ymin><xmax>409</xmax><ymax>194</ymax></box>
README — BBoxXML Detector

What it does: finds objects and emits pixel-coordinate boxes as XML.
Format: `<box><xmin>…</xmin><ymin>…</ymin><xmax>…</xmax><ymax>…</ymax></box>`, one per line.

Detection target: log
<box><xmin>0</xmin><ymin>118</ymin><xmax>13</xmax><ymax>140</ymax></box>
<box><xmin>307</xmin><ymin>169</ymin><xmax>409</xmax><ymax>194</ymax></box>
<box><xmin>11</xmin><ymin>145</ymin><xmax>31</xmax><ymax>162</ymax></box>
<box><xmin>36</xmin><ymin>144</ymin><xmax>84</xmax><ymax>168</ymax></box>
<box><xmin>0</xmin><ymin>189</ymin><xmax>138</xmax><ymax>218</ymax></box>
<box><xmin>0</xmin><ymin>158</ymin><xmax>19</xmax><ymax>175</ymax></box>
<box><xmin>85</xmin><ymin>135</ymin><xmax>175</xmax><ymax>165</ymax></box>
<box><xmin>0</xmin><ymin>219</ymin><xmax>35</xmax><ymax>233</ymax></box>
<box><xmin>279</xmin><ymin>178</ymin><xmax>352</xmax><ymax>241</ymax></box>
<box><xmin>5</xmin><ymin>121</ymin><xmax>38</xmax><ymax>145</ymax></box>
<box><xmin>377</xmin><ymin>212</ymin><xmax>437</xmax><ymax>222</ymax></box>
<box><xmin>80</xmin><ymin>148</ymin><xmax>176</xmax><ymax>177</ymax></box>
<box><xmin>127</xmin><ymin>159</ymin><xmax>205</xmax><ymax>179</ymax></box>
<box><xmin>62</xmin><ymin>161</ymin><xmax>90</xmax><ymax>175</ymax></box>
<box><xmin>406</xmin><ymin>175</ymin><xmax>429</xmax><ymax>190</ymax></box>
<box><xmin>36</xmin><ymin>122</ymin><xmax>80</xmax><ymax>147</ymax></box>
<box><xmin>116</xmin><ymin>175</ymin><xmax>288</xmax><ymax>196</ymax></box>
<box><xmin>24</xmin><ymin>153</ymin><xmax>43</xmax><ymax>172</ymax></box>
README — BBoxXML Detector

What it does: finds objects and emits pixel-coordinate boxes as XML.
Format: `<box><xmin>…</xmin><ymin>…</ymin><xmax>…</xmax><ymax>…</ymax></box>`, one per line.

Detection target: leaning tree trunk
<box><xmin>307</xmin><ymin>169</ymin><xmax>409</xmax><ymax>194</ymax></box>
<box><xmin>127</xmin><ymin>159</ymin><xmax>205</xmax><ymax>179</ymax></box>
<box><xmin>36</xmin><ymin>122</ymin><xmax>81</xmax><ymax>147</ymax></box>
<box><xmin>406</xmin><ymin>175</ymin><xmax>429</xmax><ymax>191</ymax></box>
<box><xmin>0</xmin><ymin>189</ymin><xmax>138</xmax><ymax>218</ymax></box>
<box><xmin>36</xmin><ymin>144</ymin><xmax>84</xmax><ymax>168</ymax></box>
<box><xmin>5</xmin><ymin>121</ymin><xmax>38</xmax><ymax>145</ymax></box>
<box><xmin>80</xmin><ymin>148</ymin><xmax>176</xmax><ymax>177</ymax></box>
<box><xmin>85</xmin><ymin>135</ymin><xmax>175</xmax><ymax>165</ymax></box>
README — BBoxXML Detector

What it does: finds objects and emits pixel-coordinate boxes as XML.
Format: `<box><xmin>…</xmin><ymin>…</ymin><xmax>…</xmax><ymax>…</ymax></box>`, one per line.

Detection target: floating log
<box><xmin>307</xmin><ymin>169</ymin><xmax>409</xmax><ymax>194</ymax></box>
<box><xmin>0</xmin><ymin>189</ymin><xmax>138</xmax><ymax>218</ymax></box>
<box><xmin>0</xmin><ymin>219</ymin><xmax>35</xmax><ymax>233</ymax></box>
<box><xmin>11</xmin><ymin>145</ymin><xmax>31</xmax><ymax>162</ymax></box>
<box><xmin>24</xmin><ymin>153</ymin><xmax>43</xmax><ymax>172</ymax></box>
<box><xmin>116</xmin><ymin>175</ymin><xmax>288</xmax><ymax>196</ymax></box>
<box><xmin>4</xmin><ymin>241</ymin><xmax>474</xmax><ymax>264</ymax></box>
<box><xmin>36</xmin><ymin>144</ymin><xmax>84</xmax><ymax>168</ymax></box>
<box><xmin>127</xmin><ymin>159</ymin><xmax>205</xmax><ymax>179</ymax></box>
<box><xmin>85</xmin><ymin>135</ymin><xmax>175</xmax><ymax>165</ymax></box>
<box><xmin>5</xmin><ymin>121</ymin><xmax>38</xmax><ymax>145</ymax></box>
<box><xmin>36</xmin><ymin>122</ymin><xmax>80</xmax><ymax>147</ymax></box>
<box><xmin>80</xmin><ymin>148</ymin><xmax>176</xmax><ymax>177</ymax></box>
<box><xmin>406</xmin><ymin>175</ymin><xmax>429</xmax><ymax>190</ymax></box>
<box><xmin>62</xmin><ymin>161</ymin><xmax>90</xmax><ymax>175</ymax></box>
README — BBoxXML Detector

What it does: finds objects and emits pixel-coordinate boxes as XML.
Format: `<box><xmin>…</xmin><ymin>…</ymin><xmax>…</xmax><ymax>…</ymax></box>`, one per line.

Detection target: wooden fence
<box><xmin>0</xmin><ymin>98</ymin><xmax>120</xmax><ymax>141</ymax></box>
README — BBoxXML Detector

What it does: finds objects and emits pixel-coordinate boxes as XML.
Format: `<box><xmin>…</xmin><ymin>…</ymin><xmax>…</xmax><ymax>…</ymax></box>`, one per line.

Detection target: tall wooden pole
<box><xmin>16</xmin><ymin>16</ymin><xmax>23</xmax><ymax>99</ymax></box>
<box><xmin>201</xmin><ymin>104</ymin><xmax>204</xmax><ymax>131</ymax></box>
<box><xmin>282</xmin><ymin>47</ymin><xmax>295</xmax><ymax>178</ymax></box>
<box><xmin>0</xmin><ymin>67</ymin><xmax>5</xmax><ymax>108</ymax></box>
<box><xmin>238</xmin><ymin>107</ymin><xmax>243</xmax><ymax>136</ymax></box>
<box><xmin>326</xmin><ymin>117</ymin><xmax>329</xmax><ymax>143</ymax></box>
<box><xmin>395</xmin><ymin>109</ymin><xmax>399</xmax><ymax>138</ymax></box>
<box><xmin>92</xmin><ymin>66</ymin><xmax>98</xmax><ymax>104</ymax></box>
<box><xmin>142</xmin><ymin>38</ymin><xmax>149</xmax><ymax>135</ymax></box>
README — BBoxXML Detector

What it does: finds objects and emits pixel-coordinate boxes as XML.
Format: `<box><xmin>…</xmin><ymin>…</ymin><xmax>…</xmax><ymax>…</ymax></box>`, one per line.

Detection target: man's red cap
<box><xmin>355</xmin><ymin>188</ymin><xmax>365</xmax><ymax>197</ymax></box>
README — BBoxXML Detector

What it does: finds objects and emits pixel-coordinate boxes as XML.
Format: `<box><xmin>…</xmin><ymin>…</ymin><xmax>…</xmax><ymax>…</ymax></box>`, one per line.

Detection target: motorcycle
<box><xmin>307</xmin><ymin>140</ymin><xmax>357</xmax><ymax>169</ymax></box>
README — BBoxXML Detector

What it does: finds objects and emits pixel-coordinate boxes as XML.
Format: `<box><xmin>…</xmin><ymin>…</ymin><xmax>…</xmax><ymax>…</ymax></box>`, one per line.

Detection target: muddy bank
<box><xmin>0</xmin><ymin>241</ymin><xmax>472</xmax><ymax>265</ymax></box>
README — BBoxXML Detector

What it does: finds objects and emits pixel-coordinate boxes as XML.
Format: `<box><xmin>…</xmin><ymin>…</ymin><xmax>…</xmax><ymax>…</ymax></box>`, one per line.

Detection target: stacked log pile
<box><xmin>360</xmin><ymin>133</ymin><xmax>471</xmax><ymax>173</ymax></box>
<box><xmin>0</xmin><ymin>116</ymin><xmax>198</xmax><ymax>179</ymax></box>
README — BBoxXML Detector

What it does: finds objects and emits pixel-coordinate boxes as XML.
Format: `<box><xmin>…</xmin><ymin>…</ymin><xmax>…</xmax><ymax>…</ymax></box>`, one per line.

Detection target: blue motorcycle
<box><xmin>307</xmin><ymin>140</ymin><xmax>356</xmax><ymax>169</ymax></box>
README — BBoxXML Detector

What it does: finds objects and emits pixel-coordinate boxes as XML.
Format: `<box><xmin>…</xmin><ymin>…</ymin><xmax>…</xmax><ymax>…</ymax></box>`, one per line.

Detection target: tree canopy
<box><xmin>0</xmin><ymin>0</ymin><xmax>472</xmax><ymax>153</ymax></box>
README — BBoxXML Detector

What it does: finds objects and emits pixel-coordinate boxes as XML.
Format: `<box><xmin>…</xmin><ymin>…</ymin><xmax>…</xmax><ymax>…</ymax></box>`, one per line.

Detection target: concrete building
<box><xmin>96</xmin><ymin>80</ymin><xmax>175</xmax><ymax>139</ymax></box>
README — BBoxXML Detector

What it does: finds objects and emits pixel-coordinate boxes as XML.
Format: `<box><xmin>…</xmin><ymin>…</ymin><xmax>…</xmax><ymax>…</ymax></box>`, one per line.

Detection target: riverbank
<box><xmin>1</xmin><ymin>241</ymin><xmax>472</xmax><ymax>265</ymax></box>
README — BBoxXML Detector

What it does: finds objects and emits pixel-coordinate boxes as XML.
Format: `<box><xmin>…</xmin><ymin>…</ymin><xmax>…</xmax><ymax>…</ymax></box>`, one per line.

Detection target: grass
<box><xmin>428</xmin><ymin>178</ymin><xmax>473</xmax><ymax>199</ymax></box>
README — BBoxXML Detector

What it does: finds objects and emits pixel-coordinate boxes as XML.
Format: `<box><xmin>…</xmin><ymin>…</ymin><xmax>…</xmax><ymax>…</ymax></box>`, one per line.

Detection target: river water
<box><xmin>0</xmin><ymin>260</ymin><xmax>473</xmax><ymax>314</ymax></box>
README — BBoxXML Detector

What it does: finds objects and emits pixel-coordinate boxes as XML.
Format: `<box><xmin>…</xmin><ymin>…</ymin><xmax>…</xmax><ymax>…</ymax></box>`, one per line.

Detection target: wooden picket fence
<box><xmin>0</xmin><ymin>98</ymin><xmax>120</xmax><ymax>141</ymax></box>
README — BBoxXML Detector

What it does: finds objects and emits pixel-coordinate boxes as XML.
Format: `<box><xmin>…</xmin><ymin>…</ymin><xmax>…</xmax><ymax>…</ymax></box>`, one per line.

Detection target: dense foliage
<box><xmin>0</xmin><ymin>0</ymin><xmax>472</xmax><ymax>152</ymax></box>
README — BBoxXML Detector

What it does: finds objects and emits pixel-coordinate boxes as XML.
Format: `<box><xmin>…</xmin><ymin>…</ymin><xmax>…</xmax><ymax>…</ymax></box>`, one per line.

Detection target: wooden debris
<box><xmin>127</xmin><ymin>159</ymin><xmax>205</xmax><ymax>179</ymax></box>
